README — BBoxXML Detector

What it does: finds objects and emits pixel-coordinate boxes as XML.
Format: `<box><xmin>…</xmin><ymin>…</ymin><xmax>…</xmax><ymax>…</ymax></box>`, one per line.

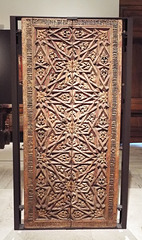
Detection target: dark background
<box><xmin>0</xmin><ymin>30</ymin><xmax>11</xmax><ymax>104</ymax></box>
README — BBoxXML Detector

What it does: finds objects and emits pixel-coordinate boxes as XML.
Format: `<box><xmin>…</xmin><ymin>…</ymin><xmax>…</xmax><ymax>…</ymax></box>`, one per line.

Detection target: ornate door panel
<box><xmin>22</xmin><ymin>18</ymin><xmax>122</xmax><ymax>228</ymax></box>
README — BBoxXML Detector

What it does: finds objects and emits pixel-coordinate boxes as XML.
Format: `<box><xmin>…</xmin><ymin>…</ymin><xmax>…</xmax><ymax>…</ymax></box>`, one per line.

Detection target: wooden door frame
<box><xmin>10</xmin><ymin>16</ymin><xmax>132</xmax><ymax>230</ymax></box>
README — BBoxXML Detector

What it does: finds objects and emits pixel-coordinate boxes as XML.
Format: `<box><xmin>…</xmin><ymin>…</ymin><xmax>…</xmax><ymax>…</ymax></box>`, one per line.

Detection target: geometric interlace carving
<box><xmin>22</xmin><ymin>18</ymin><xmax>122</xmax><ymax>228</ymax></box>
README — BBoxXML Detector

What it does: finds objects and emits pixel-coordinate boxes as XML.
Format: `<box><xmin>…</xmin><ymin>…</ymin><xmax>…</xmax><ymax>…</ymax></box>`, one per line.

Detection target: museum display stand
<box><xmin>10</xmin><ymin>16</ymin><xmax>132</xmax><ymax>230</ymax></box>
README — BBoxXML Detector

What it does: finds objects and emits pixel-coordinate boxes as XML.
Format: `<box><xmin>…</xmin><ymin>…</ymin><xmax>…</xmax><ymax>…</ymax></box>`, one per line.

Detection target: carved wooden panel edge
<box><xmin>22</xmin><ymin>18</ymin><xmax>34</xmax><ymax>226</ymax></box>
<box><xmin>108</xmin><ymin>19</ymin><xmax>122</xmax><ymax>222</ymax></box>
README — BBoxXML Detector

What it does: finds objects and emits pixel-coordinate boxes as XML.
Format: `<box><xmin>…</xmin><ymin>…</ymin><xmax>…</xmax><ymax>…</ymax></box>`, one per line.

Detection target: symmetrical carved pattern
<box><xmin>22</xmin><ymin>18</ymin><xmax>122</xmax><ymax>228</ymax></box>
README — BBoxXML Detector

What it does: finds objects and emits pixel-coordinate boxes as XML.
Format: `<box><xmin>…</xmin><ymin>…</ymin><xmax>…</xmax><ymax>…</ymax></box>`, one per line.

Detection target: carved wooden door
<box><xmin>22</xmin><ymin>18</ymin><xmax>122</xmax><ymax>229</ymax></box>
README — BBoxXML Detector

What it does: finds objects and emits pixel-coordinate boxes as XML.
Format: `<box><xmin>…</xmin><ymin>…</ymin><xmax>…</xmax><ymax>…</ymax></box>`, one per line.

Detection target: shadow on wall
<box><xmin>0</xmin><ymin>25</ymin><xmax>4</xmax><ymax>29</ymax></box>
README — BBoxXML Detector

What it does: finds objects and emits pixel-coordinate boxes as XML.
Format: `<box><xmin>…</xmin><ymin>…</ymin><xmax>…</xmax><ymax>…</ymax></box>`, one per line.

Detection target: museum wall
<box><xmin>0</xmin><ymin>0</ymin><xmax>119</xmax><ymax>29</ymax></box>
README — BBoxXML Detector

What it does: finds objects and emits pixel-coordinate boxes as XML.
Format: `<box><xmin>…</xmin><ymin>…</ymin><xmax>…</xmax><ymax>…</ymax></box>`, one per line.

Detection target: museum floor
<box><xmin>0</xmin><ymin>143</ymin><xmax>142</xmax><ymax>240</ymax></box>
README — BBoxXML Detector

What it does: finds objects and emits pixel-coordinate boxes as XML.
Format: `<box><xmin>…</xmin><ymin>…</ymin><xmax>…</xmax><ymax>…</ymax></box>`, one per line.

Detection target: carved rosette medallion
<box><xmin>22</xmin><ymin>18</ymin><xmax>122</xmax><ymax>228</ymax></box>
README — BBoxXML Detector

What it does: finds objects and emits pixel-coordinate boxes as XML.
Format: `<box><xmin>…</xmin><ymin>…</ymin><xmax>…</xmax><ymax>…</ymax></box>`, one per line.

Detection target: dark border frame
<box><xmin>10</xmin><ymin>16</ymin><xmax>132</xmax><ymax>230</ymax></box>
